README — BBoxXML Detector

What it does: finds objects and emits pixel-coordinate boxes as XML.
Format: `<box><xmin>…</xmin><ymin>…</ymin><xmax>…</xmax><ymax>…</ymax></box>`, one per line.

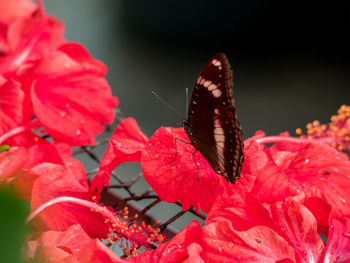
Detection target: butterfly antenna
<box><xmin>185</xmin><ymin>88</ymin><xmax>189</xmax><ymax>117</ymax></box>
<box><xmin>151</xmin><ymin>91</ymin><xmax>185</xmax><ymax>119</ymax></box>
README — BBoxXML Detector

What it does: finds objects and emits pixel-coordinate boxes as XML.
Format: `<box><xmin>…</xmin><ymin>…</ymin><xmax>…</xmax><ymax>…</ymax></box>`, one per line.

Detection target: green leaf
<box><xmin>0</xmin><ymin>145</ymin><xmax>10</xmax><ymax>153</ymax></box>
<box><xmin>0</xmin><ymin>187</ymin><xmax>29</xmax><ymax>263</ymax></box>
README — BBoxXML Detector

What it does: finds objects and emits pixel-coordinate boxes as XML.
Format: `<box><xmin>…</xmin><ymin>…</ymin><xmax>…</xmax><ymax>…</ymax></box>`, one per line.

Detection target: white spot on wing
<box><xmin>212</xmin><ymin>89</ymin><xmax>222</xmax><ymax>97</ymax></box>
<box><xmin>203</xmin><ymin>80</ymin><xmax>212</xmax><ymax>88</ymax></box>
<box><xmin>214</xmin><ymin>120</ymin><xmax>225</xmax><ymax>169</ymax></box>
<box><xmin>212</xmin><ymin>59</ymin><xmax>222</xmax><ymax>67</ymax></box>
<box><xmin>208</xmin><ymin>84</ymin><xmax>218</xmax><ymax>91</ymax></box>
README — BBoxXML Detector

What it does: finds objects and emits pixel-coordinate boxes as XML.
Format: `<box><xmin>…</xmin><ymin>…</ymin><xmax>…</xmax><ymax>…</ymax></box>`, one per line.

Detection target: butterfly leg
<box><xmin>169</xmin><ymin>137</ymin><xmax>192</xmax><ymax>164</ymax></box>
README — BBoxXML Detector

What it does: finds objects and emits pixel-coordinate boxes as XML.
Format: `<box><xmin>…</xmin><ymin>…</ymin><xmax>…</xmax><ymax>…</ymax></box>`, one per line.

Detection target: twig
<box><xmin>175</xmin><ymin>201</ymin><xmax>206</xmax><ymax>220</ymax></box>
<box><xmin>105</xmin><ymin>173</ymin><xmax>143</xmax><ymax>189</ymax></box>
<box><xmin>72</xmin><ymin>138</ymin><xmax>110</xmax><ymax>156</ymax></box>
<box><xmin>159</xmin><ymin>210</ymin><xmax>187</xmax><ymax>232</ymax></box>
<box><xmin>82</xmin><ymin>146</ymin><xmax>101</xmax><ymax>164</ymax></box>
<box><xmin>139</xmin><ymin>199</ymin><xmax>161</xmax><ymax>215</ymax></box>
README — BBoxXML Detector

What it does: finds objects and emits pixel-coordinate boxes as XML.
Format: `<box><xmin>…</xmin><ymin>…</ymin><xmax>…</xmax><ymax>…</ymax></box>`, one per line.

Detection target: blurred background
<box><xmin>40</xmin><ymin>0</ymin><xmax>350</xmax><ymax>234</ymax></box>
<box><xmin>44</xmin><ymin>0</ymin><xmax>350</xmax><ymax>138</ymax></box>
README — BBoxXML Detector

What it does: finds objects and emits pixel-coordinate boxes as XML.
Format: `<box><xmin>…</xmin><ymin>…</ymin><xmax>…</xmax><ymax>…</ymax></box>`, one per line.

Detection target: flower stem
<box><xmin>0</xmin><ymin>120</ymin><xmax>40</xmax><ymax>145</ymax></box>
<box><xmin>26</xmin><ymin>196</ymin><xmax>116</xmax><ymax>223</ymax></box>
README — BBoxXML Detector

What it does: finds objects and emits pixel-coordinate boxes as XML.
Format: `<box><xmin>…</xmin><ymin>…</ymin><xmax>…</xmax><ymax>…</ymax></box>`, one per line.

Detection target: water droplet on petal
<box><xmin>65</xmin><ymin>103</ymin><xmax>70</xmax><ymax>108</ymax></box>
<box><xmin>76</xmin><ymin>130</ymin><xmax>81</xmax><ymax>135</ymax></box>
<box><xmin>60</xmin><ymin>111</ymin><xmax>66</xmax><ymax>117</ymax></box>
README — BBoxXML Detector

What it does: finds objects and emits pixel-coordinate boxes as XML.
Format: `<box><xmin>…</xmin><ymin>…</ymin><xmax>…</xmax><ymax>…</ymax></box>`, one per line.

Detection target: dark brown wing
<box><xmin>184</xmin><ymin>53</ymin><xmax>243</xmax><ymax>183</ymax></box>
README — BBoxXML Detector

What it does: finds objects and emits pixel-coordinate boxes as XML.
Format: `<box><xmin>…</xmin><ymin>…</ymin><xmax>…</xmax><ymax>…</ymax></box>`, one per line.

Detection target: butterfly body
<box><xmin>183</xmin><ymin>53</ymin><xmax>244</xmax><ymax>184</ymax></box>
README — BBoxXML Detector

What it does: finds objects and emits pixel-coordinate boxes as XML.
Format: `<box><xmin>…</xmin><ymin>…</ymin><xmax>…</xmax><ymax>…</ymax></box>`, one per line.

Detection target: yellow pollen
<box><xmin>296</xmin><ymin>128</ymin><xmax>302</xmax><ymax>135</ymax></box>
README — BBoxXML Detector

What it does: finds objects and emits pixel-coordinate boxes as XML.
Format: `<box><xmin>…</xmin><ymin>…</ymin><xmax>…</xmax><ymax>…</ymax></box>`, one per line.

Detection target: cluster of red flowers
<box><xmin>1</xmin><ymin>1</ymin><xmax>350</xmax><ymax>262</ymax></box>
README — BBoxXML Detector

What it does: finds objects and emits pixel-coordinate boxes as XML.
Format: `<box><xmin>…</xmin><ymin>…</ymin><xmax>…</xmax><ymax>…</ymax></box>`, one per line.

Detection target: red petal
<box><xmin>0</xmin><ymin>77</ymin><xmax>30</xmax><ymax>135</ymax></box>
<box><xmin>27</xmin><ymin>45</ymin><xmax>118</xmax><ymax>146</ymax></box>
<box><xmin>268</xmin><ymin>199</ymin><xmax>324</xmax><ymax>262</ymax></box>
<box><xmin>26</xmin><ymin>224</ymin><xmax>126</xmax><ymax>263</ymax></box>
<box><xmin>142</xmin><ymin>127</ymin><xmax>232</xmax><ymax>213</ymax></box>
<box><xmin>0</xmin><ymin>0</ymin><xmax>36</xmax><ymax>24</ymax></box>
<box><xmin>0</xmin><ymin>6</ymin><xmax>65</xmax><ymax>74</ymax></box>
<box><xmin>273</xmin><ymin>142</ymin><xmax>350</xmax><ymax>232</ymax></box>
<box><xmin>76</xmin><ymin>239</ymin><xmax>128</xmax><ymax>263</ymax></box>
<box><xmin>31</xmin><ymin>163</ymin><xmax>110</xmax><ymax>238</ymax></box>
<box><xmin>201</xmin><ymin>220</ymin><xmax>296</xmax><ymax>262</ymax></box>
<box><xmin>320</xmin><ymin>214</ymin><xmax>350</xmax><ymax>262</ymax></box>
<box><xmin>126</xmin><ymin>221</ymin><xmax>202</xmax><ymax>263</ymax></box>
<box><xmin>90</xmin><ymin>118</ymin><xmax>148</xmax><ymax>195</ymax></box>
<box><xmin>206</xmin><ymin>193</ymin><xmax>324</xmax><ymax>262</ymax></box>
<box><xmin>0</xmin><ymin>144</ymin><xmax>63</xmax><ymax>200</ymax></box>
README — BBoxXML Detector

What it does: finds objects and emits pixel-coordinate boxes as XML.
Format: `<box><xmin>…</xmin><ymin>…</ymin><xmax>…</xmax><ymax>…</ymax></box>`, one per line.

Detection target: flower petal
<box><xmin>320</xmin><ymin>214</ymin><xmax>350</xmax><ymax>262</ymax></box>
<box><xmin>0</xmin><ymin>0</ymin><xmax>36</xmax><ymax>24</ymax></box>
<box><xmin>126</xmin><ymin>221</ymin><xmax>202</xmax><ymax>263</ymax></box>
<box><xmin>90</xmin><ymin>118</ymin><xmax>148</xmax><ymax>195</ymax></box>
<box><xmin>201</xmin><ymin>220</ymin><xmax>296</xmax><ymax>262</ymax></box>
<box><xmin>26</xmin><ymin>224</ymin><xmax>127</xmax><ymax>263</ymax></box>
<box><xmin>0</xmin><ymin>144</ymin><xmax>63</xmax><ymax>200</ymax></box>
<box><xmin>142</xmin><ymin>127</ymin><xmax>232</xmax><ymax>213</ymax></box>
<box><xmin>27</xmin><ymin>44</ymin><xmax>118</xmax><ymax>146</ymax></box>
<box><xmin>206</xmin><ymin>193</ymin><xmax>324</xmax><ymax>262</ymax></box>
<box><xmin>30</xmin><ymin>163</ymin><xmax>110</xmax><ymax>238</ymax></box>
<box><xmin>0</xmin><ymin>77</ymin><xmax>29</xmax><ymax>136</ymax></box>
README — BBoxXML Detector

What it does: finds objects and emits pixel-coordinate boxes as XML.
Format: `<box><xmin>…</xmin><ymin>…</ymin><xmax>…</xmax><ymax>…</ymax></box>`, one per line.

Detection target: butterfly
<box><xmin>182</xmin><ymin>53</ymin><xmax>244</xmax><ymax>184</ymax></box>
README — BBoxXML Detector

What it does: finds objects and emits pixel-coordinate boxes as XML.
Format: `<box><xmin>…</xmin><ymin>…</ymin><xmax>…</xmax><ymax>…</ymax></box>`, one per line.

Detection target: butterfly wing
<box><xmin>184</xmin><ymin>53</ymin><xmax>244</xmax><ymax>183</ymax></box>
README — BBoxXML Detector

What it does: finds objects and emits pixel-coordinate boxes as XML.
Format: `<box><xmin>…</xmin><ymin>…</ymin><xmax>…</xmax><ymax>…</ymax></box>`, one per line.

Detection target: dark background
<box><xmin>45</xmin><ymin>0</ymin><xmax>350</xmax><ymax>138</ymax></box>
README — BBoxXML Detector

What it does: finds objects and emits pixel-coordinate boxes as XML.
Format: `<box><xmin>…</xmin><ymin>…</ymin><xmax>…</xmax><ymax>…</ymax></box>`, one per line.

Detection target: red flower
<box><xmin>320</xmin><ymin>214</ymin><xmax>350</xmax><ymax>262</ymax></box>
<box><xmin>0</xmin><ymin>0</ymin><xmax>36</xmax><ymax>24</ymax></box>
<box><xmin>201</xmin><ymin>195</ymin><xmax>324</xmax><ymax>262</ymax></box>
<box><xmin>0</xmin><ymin>143</ymin><xmax>63</xmax><ymax>199</ymax></box>
<box><xmin>126</xmin><ymin>221</ymin><xmax>202</xmax><ymax>263</ymax></box>
<box><xmin>30</xmin><ymin>162</ymin><xmax>111</xmax><ymax>239</ymax></box>
<box><xmin>25</xmin><ymin>224</ymin><xmax>128</xmax><ymax>263</ymax></box>
<box><xmin>15</xmin><ymin>42</ymin><xmax>118</xmax><ymax>146</ymax></box>
<box><xmin>90</xmin><ymin>118</ymin><xmax>232</xmax><ymax>213</ymax></box>
<box><xmin>0</xmin><ymin>76</ymin><xmax>28</xmax><ymax>136</ymax></box>
<box><xmin>142</xmin><ymin>126</ymin><xmax>232</xmax><ymax>213</ymax></box>
<box><xmin>265</xmin><ymin>138</ymin><xmax>350</xmax><ymax>234</ymax></box>
<box><xmin>0</xmin><ymin>0</ymin><xmax>65</xmax><ymax>75</ymax></box>
<box><xmin>90</xmin><ymin>118</ymin><xmax>148</xmax><ymax>196</ymax></box>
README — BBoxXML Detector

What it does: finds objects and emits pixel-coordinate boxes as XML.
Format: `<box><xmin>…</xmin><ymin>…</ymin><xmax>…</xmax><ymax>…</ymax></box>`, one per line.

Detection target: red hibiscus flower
<box><xmin>204</xmin><ymin>194</ymin><xmax>324</xmax><ymax>262</ymax></box>
<box><xmin>251</xmin><ymin>135</ymin><xmax>350</xmax><ymax>235</ymax></box>
<box><xmin>0</xmin><ymin>0</ymin><xmax>36</xmax><ymax>25</ymax></box>
<box><xmin>90</xmin><ymin>118</ymin><xmax>232</xmax><ymax>213</ymax></box>
<box><xmin>0</xmin><ymin>0</ymin><xmax>64</xmax><ymax>75</ymax></box>
<box><xmin>126</xmin><ymin>221</ymin><xmax>202</xmax><ymax>263</ymax></box>
<box><xmin>14</xmin><ymin>42</ymin><xmax>118</xmax><ymax>146</ymax></box>
<box><xmin>0</xmin><ymin>143</ymin><xmax>63</xmax><ymax>200</ymax></box>
<box><xmin>141</xmin><ymin>126</ymin><xmax>232</xmax><ymax>213</ymax></box>
<box><xmin>90</xmin><ymin>118</ymin><xmax>148</xmax><ymax>196</ymax></box>
<box><xmin>29</xmin><ymin>162</ymin><xmax>111</xmax><ymax>239</ymax></box>
<box><xmin>0</xmin><ymin>76</ymin><xmax>29</xmax><ymax>136</ymax></box>
<box><xmin>320</xmin><ymin>213</ymin><xmax>350</xmax><ymax>262</ymax></box>
<box><xmin>25</xmin><ymin>224</ymin><xmax>128</xmax><ymax>263</ymax></box>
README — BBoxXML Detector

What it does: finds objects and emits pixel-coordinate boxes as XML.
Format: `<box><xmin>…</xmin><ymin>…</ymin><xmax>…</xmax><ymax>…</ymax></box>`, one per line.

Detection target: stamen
<box><xmin>296</xmin><ymin>105</ymin><xmax>350</xmax><ymax>154</ymax></box>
